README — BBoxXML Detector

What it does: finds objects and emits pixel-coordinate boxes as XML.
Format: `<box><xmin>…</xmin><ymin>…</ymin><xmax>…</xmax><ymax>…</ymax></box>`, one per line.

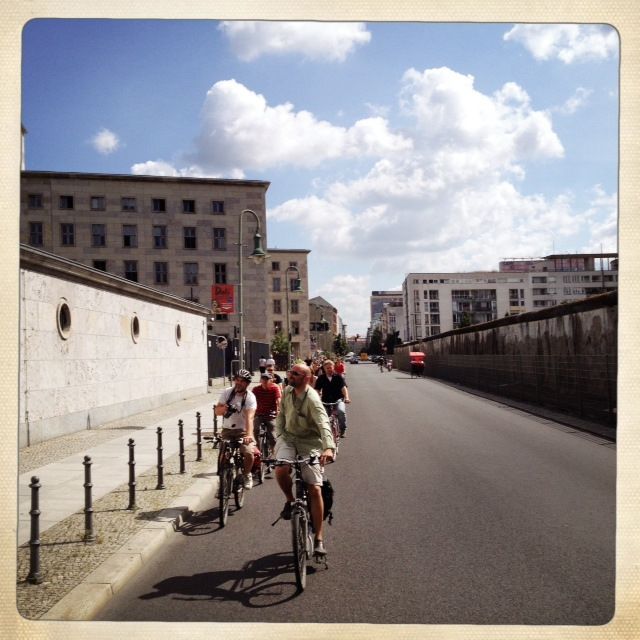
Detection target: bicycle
<box><xmin>216</xmin><ymin>437</ymin><xmax>247</xmax><ymax>527</ymax></box>
<box><xmin>256</xmin><ymin>413</ymin><xmax>277</xmax><ymax>482</ymax></box>
<box><xmin>322</xmin><ymin>402</ymin><xmax>341</xmax><ymax>455</ymax></box>
<box><xmin>269</xmin><ymin>455</ymin><xmax>329</xmax><ymax>591</ymax></box>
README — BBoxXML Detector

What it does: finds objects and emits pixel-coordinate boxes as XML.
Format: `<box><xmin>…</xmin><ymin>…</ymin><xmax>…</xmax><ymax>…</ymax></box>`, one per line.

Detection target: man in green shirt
<box><xmin>274</xmin><ymin>363</ymin><xmax>336</xmax><ymax>555</ymax></box>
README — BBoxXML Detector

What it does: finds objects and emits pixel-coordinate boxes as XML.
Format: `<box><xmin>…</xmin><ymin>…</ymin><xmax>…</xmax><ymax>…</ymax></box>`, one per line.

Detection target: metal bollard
<box><xmin>27</xmin><ymin>476</ymin><xmax>43</xmax><ymax>584</ymax></box>
<box><xmin>213</xmin><ymin>409</ymin><xmax>219</xmax><ymax>449</ymax></box>
<box><xmin>83</xmin><ymin>456</ymin><xmax>96</xmax><ymax>543</ymax></box>
<box><xmin>156</xmin><ymin>427</ymin><xmax>165</xmax><ymax>489</ymax></box>
<box><xmin>196</xmin><ymin>412</ymin><xmax>202</xmax><ymax>461</ymax></box>
<box><xmin>178</xmin><ymin>419</ymin><xmax>185</xmax><ymax>474</ymax></box>
<box><xmin>127</xmin><ymin>439</ymin><xmax>137</xmax><ymax>510</ymax></box>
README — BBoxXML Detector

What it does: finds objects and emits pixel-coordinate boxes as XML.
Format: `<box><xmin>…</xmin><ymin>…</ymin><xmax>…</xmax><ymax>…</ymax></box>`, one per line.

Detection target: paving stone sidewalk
<box><xmin>15</xmin><ymin>380</ymin><xmax>235</xmax><ymax>620</ymax></box>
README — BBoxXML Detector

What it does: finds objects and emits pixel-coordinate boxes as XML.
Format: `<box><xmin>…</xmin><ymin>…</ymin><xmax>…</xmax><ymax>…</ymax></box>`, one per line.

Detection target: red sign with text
<box><xmin>211</xmin><ymin>284</ymin><xmax>235</xmax><ymax>314</ymax></box>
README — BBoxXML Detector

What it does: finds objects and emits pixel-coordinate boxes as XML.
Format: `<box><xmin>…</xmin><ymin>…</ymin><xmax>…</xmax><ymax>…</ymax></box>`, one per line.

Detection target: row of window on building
<box><xmin>28</xmin><ymin>222</ymin><xmax>229</xmax><ymax>250</ymax></box>
<box><xmin>27</xmin><ymin>193</ymin><xmax>226</xmax><ymax>215</ymax></box>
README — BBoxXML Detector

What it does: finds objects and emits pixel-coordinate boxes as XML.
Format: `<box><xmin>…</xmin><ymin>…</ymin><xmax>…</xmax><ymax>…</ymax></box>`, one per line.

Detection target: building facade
<box><xmin>20</xmin><ymin>170</ymin><xmax>271</xmax><ymax>344</ymax></box>
<box><xmin>402</xmin><ymin>253</ymin><xmax>618</xmax><ymax>340</ymax></box>
<box><xmin>266</xmin><ymin>249</ymin><xmax>310</xmax><ymax>360</ymax></box>
<box><xmin>309</xmin><ymin>296</ymin><xmax>338</xmax><ymax>355</ymax></box>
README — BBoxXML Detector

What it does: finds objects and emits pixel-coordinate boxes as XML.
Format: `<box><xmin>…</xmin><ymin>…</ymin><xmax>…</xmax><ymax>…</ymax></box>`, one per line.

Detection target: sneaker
<box><xmin>280</xmin><ymin>501</ymin><xmax>293</xmax><ymax>520</ymax></box>
<box><xmin>243</xmin><ymin>474</ymin><xmax>253</xmax><ymax>490</ymax></box>
<box><xmin>314</xmin><ymin>539</ymin><xmax>327</xmax><ymax>556</ymax></box>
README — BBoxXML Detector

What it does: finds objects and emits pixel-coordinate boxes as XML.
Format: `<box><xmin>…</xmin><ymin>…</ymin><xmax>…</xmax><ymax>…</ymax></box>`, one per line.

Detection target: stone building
<box><xmin>20</xmin><ymin>170</ymin><xmax>270</xmax><ymax>345</ymax></box>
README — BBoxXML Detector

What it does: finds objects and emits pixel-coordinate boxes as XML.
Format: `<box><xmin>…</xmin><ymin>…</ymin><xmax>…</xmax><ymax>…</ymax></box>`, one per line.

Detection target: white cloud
<box><xmin>316</xmin><ymin>274</ymin><xmax>372</xmax><ymax>336</ymax></box>
<box><xmin>580</xmin><ymin>185</ymin><xmax>618</xmax><ymax>253</ymax></box>
<box><xmin>504</xmin><ymin>24</ymin><xmax>618</xmax><ymax>64</ymax></box>
<box><xmin>181</xmin><ymin>79</ymin><xmax>411</xmax><ymax>176</ymax></box>
<box><xmin>554</xmin><ymin>87</ymin><xmax>593</xmax><ymax>115</ymax></box>
<box><xmin>91</xmin><ymin>128</ymin><xmax>120</xmax><ymax>155</ymax></box>
<box><xmin>218</xmin><ymin>21</ymin><xmax>371</xmax><ymax>62</ymax></box>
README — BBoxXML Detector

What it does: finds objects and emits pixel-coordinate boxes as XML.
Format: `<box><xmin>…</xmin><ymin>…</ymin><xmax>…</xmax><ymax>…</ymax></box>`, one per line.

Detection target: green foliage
<box><xmin>368</xmin><ymin>327</ymin><xmax>384</xmax><ymax>355</ymax></box>
<box><xmin>270</xmin><ymin>332</ymin><xmax>289</xmax><ymax>355</ymax></box>
<box><xmin>333</xmin><ymin>333</ymin><xmax>348</xmax><ymax>356</ymax></box>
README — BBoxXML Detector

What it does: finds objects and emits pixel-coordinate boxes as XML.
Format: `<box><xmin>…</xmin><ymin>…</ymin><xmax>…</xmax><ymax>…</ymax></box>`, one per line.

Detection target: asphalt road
<box><xmin>96</xmin><ymin>362</ymin><xmax>616</xmax><ymax>624</ymax></box>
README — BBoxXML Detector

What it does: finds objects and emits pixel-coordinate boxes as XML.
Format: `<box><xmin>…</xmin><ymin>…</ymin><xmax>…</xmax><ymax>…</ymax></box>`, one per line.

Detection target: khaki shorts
<box><xmin>273</xmin><ymin>439</ymin><xmax>323</xmax><ymax>486</ymax></box>
<box><xmin>221</xmin><ymin>428</ymin><xmax>256</xmax><ymax>455</ymax></box>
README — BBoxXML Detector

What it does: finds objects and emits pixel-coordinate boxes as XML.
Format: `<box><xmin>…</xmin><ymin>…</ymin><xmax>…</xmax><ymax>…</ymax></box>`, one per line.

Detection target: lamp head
<box><xmin>250</xmin><ymin>232</ymin><xmax>266</xmax><ymax>263</ymax></box>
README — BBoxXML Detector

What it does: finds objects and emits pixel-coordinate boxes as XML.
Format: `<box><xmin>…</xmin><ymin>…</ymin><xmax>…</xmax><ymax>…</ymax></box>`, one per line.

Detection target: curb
<box><xmin>39</xmin><ymin>466</ymin><xmax>218</xmax><ymax>621</ymax></box>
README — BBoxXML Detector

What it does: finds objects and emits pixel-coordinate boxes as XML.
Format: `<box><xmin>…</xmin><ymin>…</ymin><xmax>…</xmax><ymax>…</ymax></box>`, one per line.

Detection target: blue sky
<box><xmin>21</xmin><ymin>20</ymin><xmax>619</xmax><ymax>334</ymax></box>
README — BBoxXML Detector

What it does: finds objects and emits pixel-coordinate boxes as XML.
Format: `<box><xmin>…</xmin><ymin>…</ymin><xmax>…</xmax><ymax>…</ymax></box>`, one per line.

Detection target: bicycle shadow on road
<box><xmin>137</xmin><ymin>552</ymin><xmax>310</xmax><ymax>607</ymax></box>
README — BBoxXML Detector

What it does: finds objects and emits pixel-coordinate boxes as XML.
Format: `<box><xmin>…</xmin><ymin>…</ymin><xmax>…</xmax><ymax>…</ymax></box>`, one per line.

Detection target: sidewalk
<box><xmin>15</xmin><ymin>375</ymin><xmax>242</xmax><ymax>620</ymax></box>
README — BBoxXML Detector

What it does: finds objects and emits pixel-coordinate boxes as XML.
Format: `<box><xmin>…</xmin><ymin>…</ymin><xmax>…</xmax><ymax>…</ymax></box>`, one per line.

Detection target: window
<box><xmin>429</xmin><ymin>302</ymin><xmax>439</xmax><ymax>312</ymax></box>
<box><xmin>211</xmin><ymin>200</ymin><xmax>225</xmax><ymax>214</ymax></box>
<box><xmin>274</xmin><ymin>321</ymin><xmax>283</xmax><ymax>333</ymax></box>
<box><xmin>59</xmin><ymin>195</ymin><xmax>74</xmax><ymax>209</ymax></box>
<box><xmin>289</xmin><ymin>278</ymin><xmax>301</xmax><ymax>292</ymax></box>
<box><xmin>60</xmin><ymin>223</ymin><xmax>75</xmax><ymax>246</ymax></box>
<box><xmin>123</xmin><ymin>224</ymin><xmax>138</xmax><ymax>248</ymax></box>
<box><xmin>29</xmin><ymin>222</ymin><xmax>43</xmax><ymax>246</ymax></box>
<box><xmin>430</xmin><ymin>326</ymin><xmax>441</xmax><ymax>336</ymax></box>
<box><xmin>430</xmin><ymin>314</ymin><xmax>440</xmax><ymax>324</ymax></box>
<box><xmin>28</xmin><ymin>193</ymin><xmax>43</xmax><ymax>208</ymax></box>
<box><xmin>183</xmin><ymin>227</ymin><xmax>197</xmax><ymax>249</ymax></box>
<box><xmin>271</xmin><ymin>261</ymin><xmax>280</xmax><ymax>271</ymax></box>
<box><xmin>291</xmin><ymin>321</ymin><xmax>300</xmax><ymax>336</ymax></box>
<box><xmin>214</xmin><ymin>263</ymin><xmax>227</xmax><ymax>284</ymax></box>
<box><xmin>429</xmin><ymin>290</ymin><xmax>439</xmax><ymax>300</ymax></box>
<box><xmin>91</xmin><ymin>224</ymin><xmax>106</xmax><ymax>247</ymax></box>
<box><xmin>154</xmin><ymin>262</ymin><xmax>168</xmax><ymax>284</ymax></box>
<box><xmin>273</xmin><ymin>299</ymin><xmax>282</xmax><ymax>314</ymax></box>
<box><xmin>152</xmin><ymin>198</ymin><xmax>166</xmax><ymax>212</ymax></box>
<box><xmin>182</xmin><ymin>199</ymin><xmax>196</xmax><ymax>213</ymax></box>
<box><xmin>124</xmin><ymin>260</ymin><xmax>138</xmax><ymax>282</ymax></box>
<box><xmin>289</xmin><ymin>261</ymin><xmax>298</xmax><ymax>268</ymax></box>
<box><xmin>213</xmin><ymin>227</ymin><xmax>226</xmax><ymax>250</ymax></box>
<box><xmin>291</xmin><ymin>299</ymin><xmax>299</xmax><ymax>314</ymax></box>
<box><xmin>153</xmin><ymin>225</ymin><xmax>167</xmax><ymax>249</ymax></box>
<box><xmin>121</xmin><ymin>197</ymin><xmax>136</xmax><ymax>212</ymax></box>
<box><xmin>532</xmin><ymin>276</ymin><xmax>547</xmax><ymax>283</ymax></box>
<box><xmin>90</xmin><ymin>196</ymin><xmax>105</xmax><ymax>210</ymax></box>
<box><xmin>272</xmin><ymin>277</ymin><xmax>281</xmax><ymax>292</ymax></box>
<box><xmin>93</xmin><ymin>260</ymin><xmax>107</xmax><ymax>271</ymax></box>
<box><xmin>184</xmin><ymin>262</ymin><xmax>199</xmax><ymax>285</ymax></box>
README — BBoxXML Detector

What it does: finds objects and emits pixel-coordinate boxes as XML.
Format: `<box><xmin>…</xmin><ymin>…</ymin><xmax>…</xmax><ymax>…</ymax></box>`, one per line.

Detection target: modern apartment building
<box><xmin>402</xmin><ymin>253</ymin><xmax>618</xmax><ymax>340</ymax></box>
<box><xmin>20</xmin><ymin>170</ymin><xmax>271</xmax><ymax>344</ymax></box>
<box><xmin>266</xmin><ymin>249</ymin><xmax>311</xmax><ymax>359</ymax></box>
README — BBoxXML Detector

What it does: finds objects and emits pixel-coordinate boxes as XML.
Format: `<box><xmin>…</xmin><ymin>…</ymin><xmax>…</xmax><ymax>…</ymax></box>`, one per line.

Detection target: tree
<box><xmin>270</xmin><ymin>332</ymin><xmax>289</xmax><ymax>355</ymax></box>
<box><xmin>333</xmin><ymin>333</ymin><xmax>348</xmax><ymax>356</ymax></box>
<box><xmin>368</xmin><ymin>327</ymin><xmax>384</xmax><ymax>355</ymax></box>
<box><xmin>384</xmin><ymin>331</ymin><xmax>401</xmax><ymax>354</ymax></box>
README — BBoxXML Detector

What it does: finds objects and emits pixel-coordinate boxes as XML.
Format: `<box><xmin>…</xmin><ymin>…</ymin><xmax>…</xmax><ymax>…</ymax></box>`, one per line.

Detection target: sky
<box><xmin>21</xmin><ymin>20</ymin><xmax>619</xmax><ymax>335</ymax></box>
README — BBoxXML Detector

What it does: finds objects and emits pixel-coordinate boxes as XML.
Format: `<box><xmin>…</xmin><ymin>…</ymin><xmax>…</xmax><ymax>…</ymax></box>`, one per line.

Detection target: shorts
<box><xmin>273</xmin><ymin>438</ymin><xmax>323</xmax><ymax>486</ymax></box>
<box><xmin>220</xmin><ymin>428</ymin><xmax>256</xmax><ymax>456</ymax></box>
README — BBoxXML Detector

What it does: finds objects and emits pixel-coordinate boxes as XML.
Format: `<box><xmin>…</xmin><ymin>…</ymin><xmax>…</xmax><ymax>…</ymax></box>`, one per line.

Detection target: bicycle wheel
<box><xmin>292</xmin><ymin>509</ymin><xmax>308</xmax><ymax>591</ymax></box>
<box><xmin>256</xmin><ymin>450</ymin><xmax>265</xmax><ymax>485</ymax></box>
<box><xmin>219</xmin><ymin>465</ymin><xmax>232</xmax><ymax>527</ymax></box>
<box><xmin>234</xmin><ymin>466</ymin><xmax>245</xmax><ymax>508</ymax></box>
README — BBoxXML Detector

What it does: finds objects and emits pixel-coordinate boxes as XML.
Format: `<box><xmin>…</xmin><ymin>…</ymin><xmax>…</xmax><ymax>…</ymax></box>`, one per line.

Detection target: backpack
<box><xmin>321</xmin><ymin>479</ymin><xmax>334</xmax><ymax>524</ymax></box>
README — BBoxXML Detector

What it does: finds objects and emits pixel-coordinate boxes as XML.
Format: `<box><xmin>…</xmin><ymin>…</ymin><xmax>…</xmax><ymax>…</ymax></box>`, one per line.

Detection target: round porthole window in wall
<box><xmin>175</xmin><ymin>323</ymin><xmax>182</xmax><ymax>345</ymax></box>
<box><xmin>131</xmin><ymin>314</ymin><xmax>140</xmax><ymax>343</ymax></box>
<box><xmin>56</xmin><ymin>299</ymin><xmax>72</xmax><ymax>340</ymax></box>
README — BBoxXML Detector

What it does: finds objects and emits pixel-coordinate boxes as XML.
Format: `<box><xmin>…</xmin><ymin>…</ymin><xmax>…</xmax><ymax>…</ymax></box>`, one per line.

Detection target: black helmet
<box><xmin>235</xmin><ymin>369</ymin><xmax>252</xmax><ymax>382</ymax></box>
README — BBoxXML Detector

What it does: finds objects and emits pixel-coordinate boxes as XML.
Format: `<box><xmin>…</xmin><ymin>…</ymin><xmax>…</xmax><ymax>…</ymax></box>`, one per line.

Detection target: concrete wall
<box><xmin>20</xmin><ymin>246</ymin><xmax>210</xmax><ymax>447</ymax></box>
<box><xmin>394</xmin><ymin>292</ymin><xmax>617</xmax><ymax>426</ymax></box>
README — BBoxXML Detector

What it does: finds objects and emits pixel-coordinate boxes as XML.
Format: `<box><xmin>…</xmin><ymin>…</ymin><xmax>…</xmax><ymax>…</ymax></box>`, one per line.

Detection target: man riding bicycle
<box><xmin>252</xmin><ymin>372</ymin><xmax>281</xmax><ymax>463</ymax></box>
<box><xmin>274</xmin><ymin>363</ymin><xmax>335</xmax><ymax>556</ymax></box>
<box><xmin>314</xmin><ymin>359</ymin><xmax>351</xmax><ymax>437</ymax></box>
<box><xmin>214</xmin><ymin>369</ymin><xmax>258</xmax><ymax>490</ymax></box>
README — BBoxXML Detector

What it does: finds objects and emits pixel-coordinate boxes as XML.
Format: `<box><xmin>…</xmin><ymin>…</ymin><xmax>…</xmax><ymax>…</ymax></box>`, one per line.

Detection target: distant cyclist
<box><xmin>214</xmin><ymin>369</ymin><xmax>258</xmax><ymax>490</ymax></box>
<box><xmin>266</xmin><ymin>358</ymin><xmax>285</xmax><ymax>390</ymax></box>
<box><xmin>251</xmin><ymin>372</ymin><xmax>281</xmax><ymax>462</ymax></box>
<box><xmin>314</xmin><ymin>359</ymin><xmax>351</xmax><ymax>438</ymax></box>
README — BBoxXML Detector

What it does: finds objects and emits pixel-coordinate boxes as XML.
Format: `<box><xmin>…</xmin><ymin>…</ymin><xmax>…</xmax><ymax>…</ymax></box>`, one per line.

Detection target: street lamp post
<box><xmin>285</xmin><ymin>265</ymin><xmax>303</xmax><ymax>368</ymax></box>
<box><xmin>237</xmin><ymin>209</ymin><xmax>266</xmax><ymax>371</ymax></box>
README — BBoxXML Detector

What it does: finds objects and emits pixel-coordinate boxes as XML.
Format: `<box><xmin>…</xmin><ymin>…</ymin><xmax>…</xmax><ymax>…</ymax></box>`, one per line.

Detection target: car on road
<box><xmin>348</xmin><ymin>356</ymin><xmax>359</xmax><ymax>364</ymax></box>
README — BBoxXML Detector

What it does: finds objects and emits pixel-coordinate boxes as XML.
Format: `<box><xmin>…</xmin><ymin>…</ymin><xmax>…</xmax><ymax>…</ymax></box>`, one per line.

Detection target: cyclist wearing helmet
<box><xmin>215</xmin><ymin>369</ymin><xmax>258</xmax><ymax>490</ymax></box>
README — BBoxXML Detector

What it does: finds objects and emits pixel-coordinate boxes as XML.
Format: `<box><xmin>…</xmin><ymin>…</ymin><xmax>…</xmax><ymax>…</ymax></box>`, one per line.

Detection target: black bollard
<box><xmin>196</xmin><ymin>412</ymin><xmax>202</xmax><ymax>461</ymax></box>
<box><xmin>83</xmin><ymin>456</ymin><xmax>96</xmax><ymax>543</ymax></box>
<box><xmin>156</xmin><ymin>427</ymin><xmax>165</xmax><ymax>489</ymax></box>
<box><xmin>127</xmin><ymin>439</ymin><xmax>137</xmax><ymax>510</ymax></box>
<box><xmin>178</xmin><ymin>419</ymin><xmax>185</xmax><ymax>474</ymax></box>
<box><xmin>27</xmin><ymin>476</ymin><xmax>43</xmax><ymax>584</ymax></box>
